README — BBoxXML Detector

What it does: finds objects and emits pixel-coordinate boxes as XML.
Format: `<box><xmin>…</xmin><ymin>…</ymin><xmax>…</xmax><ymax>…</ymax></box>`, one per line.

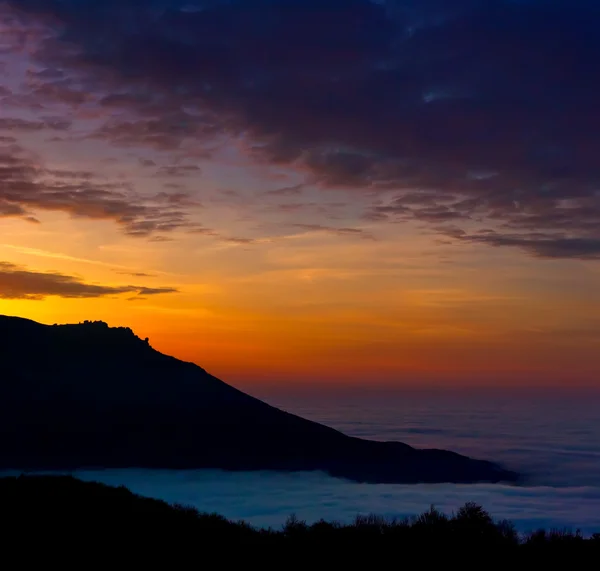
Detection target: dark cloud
<box><xmin>90</xmin><ymin>112</ymin><xmax>219</xmax><ymax>152</ymax></box>
<box><xmin>135</xmin><ymin>286</ymin><xmax>178</xmax><ymax>295</ymax></box>
<box><xmin>187</xmin><ymin>226</ymin><xmax>219</xmax><ymax>237</ymax></box>
<box><xmin>454</xmin><ymin>231</ymin><xmax>600</xmax><ymax>261</ymax></box>
<box><xmin>369</xmin><ymin>200</ymin><xmax>471</xmax><ymax>223</ymax></box>
<box><xmin>222</xmin><ymin>237</ymin><xmax>256</xmax><ymax>245</ymax></box>
<box><xmin>272</xmin><ymin>203</ymin><xmax>310</xmax><ymax>213</ymax></box>
<box><xmin>263</xmin><ymin>201</ymin><xmax>350</xmax><ymax>220</ymax></box>
<box><xmin>292</xmin><ymin>223</ymin><xmax>374</xmax><ymax>240</ymax></box>
<box><xmin>186</xmin><ymin>226</ymin><xmax>257</xmax><ymax>245</ymax></box>
<box><xmin>0</xmin><ymin>117</ymin><xmax>71</xmax><ymax>132</ymax></box>
<box><xmin>154</xmin><ymin>192</ymin><xmax>200</xmax><ymax>207</ymax></box>
<box><xmin>264</xmin><ymin>184</ymin><xmax>305</xmax><ymax>197</ymax></box>
<box><xmin>6</xmin><ymin>0</ymin><xmax>600</xmax><ymax>258</ymax></box>
<box><xmin>115</xmin><ymin>271</ymin><xmax>157</xmax><ymax>278</ymax></box>
<box><xmin>0</xmin><ymin>199</ymin><xmax>29</xmax><ymax>217</ymax></box>
<box><xmin>0</xmin><ymin>261</ymin><xmax>178</xmax><ymax>300</ymax></box>
<box><xmin>156</xmin><ymin>164</ymin><xmax>202</xmax><ymax>177</ymax></box>
<box><xmin>0</xmin><ymin>143</ymin><xmax>199</xmax><ymax>236</ymax></box>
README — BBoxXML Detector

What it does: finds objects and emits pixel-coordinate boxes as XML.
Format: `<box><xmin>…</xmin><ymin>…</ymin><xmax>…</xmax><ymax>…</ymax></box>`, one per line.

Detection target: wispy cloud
<box><xmin>291</xmin><ymin>224</ymin><xmax>375</xmax><ymax>240</ymax></box>
<box><xmin>0</xmin><ymin>143</ymin><xmax>201</xmax><ymax>237</ymax></box>
<box><xmin>0</xmin><ymin>261</ymin><xmax>178</xmax><ymax>300</ymax></box>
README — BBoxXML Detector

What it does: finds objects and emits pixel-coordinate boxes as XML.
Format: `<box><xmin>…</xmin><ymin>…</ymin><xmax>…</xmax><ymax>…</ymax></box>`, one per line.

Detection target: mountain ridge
<box><xmin>0</xmin><ymin>314</ymin><xmax>519</xmax><ymax>484</ymax></box>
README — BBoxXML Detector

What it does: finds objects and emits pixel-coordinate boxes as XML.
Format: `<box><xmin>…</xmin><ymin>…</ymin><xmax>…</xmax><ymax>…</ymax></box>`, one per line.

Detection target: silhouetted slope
<box><xmin>1</xmin><ymin>476</ymin><xmax>597</xmax><ymax>565</ymax></box>
<box><xmin>0</xmin><ymin>315</ymin><xmax>518</xmax><ymax>483</ymax></box>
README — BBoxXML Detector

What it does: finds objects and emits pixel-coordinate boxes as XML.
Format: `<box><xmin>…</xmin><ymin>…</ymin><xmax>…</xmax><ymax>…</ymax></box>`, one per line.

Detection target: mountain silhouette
<box><xmin>0</xmin><ymin>315</ymin><xmax>518</xmax><ymax>484</ymax></box>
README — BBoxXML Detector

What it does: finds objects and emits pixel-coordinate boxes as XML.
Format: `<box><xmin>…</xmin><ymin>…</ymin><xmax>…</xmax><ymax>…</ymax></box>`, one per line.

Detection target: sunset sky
<box><xmin>1</xmin><ymin>0</ymin><xmax>599</xmax><ymax>388</ymax></box>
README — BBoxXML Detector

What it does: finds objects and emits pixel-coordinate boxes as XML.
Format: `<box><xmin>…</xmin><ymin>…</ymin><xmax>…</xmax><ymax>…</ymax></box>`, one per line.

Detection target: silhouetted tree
<box><xmin>1</xmin><ymin>476</ymin><xmax>599</xmax><ymax>565</ymax></box>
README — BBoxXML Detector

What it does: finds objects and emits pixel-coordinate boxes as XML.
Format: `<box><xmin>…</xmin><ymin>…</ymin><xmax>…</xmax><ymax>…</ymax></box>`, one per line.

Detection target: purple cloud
<box><xmin>4</xmin><ymin>0</ymin><xmax>600</xmax><ymax>258</ymax></box>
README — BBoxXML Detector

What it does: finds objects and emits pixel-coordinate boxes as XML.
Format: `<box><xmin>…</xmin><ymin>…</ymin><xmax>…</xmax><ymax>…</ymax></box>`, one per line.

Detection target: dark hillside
<box><xmin>0</xmin><ymin>315</ymin><xmax>518</xmax><ymax>483</ymax></box>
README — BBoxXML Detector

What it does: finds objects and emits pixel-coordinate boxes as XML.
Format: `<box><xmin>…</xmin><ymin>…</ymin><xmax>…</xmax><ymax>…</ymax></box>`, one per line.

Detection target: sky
<box><xmin>0</xmin><ymin>0</ymin><xmax>599</xmax><ymax>388</ymax></box>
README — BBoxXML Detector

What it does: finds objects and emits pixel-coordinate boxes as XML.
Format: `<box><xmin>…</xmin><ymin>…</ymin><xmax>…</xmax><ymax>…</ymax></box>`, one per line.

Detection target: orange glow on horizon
<box><xmin>1</xmin><ymin>220</ymin><xmax>598</xmax><ymax>390</ymax></box>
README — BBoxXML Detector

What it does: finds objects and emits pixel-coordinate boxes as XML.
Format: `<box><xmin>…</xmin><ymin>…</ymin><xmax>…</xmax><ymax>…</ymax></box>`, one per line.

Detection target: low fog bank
<box><xmin>4</xmin><ymin>469</ymin><xmax>598</xmax><ymax>536</ymax></box>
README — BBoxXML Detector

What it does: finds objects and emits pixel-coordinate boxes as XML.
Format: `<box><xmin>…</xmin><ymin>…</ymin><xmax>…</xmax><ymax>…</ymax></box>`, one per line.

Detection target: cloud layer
<box><xmin>0</xmin><ymin>261</ymin><xmax>178</xmax><ymax>299</ymax></box>
<box><xmin>10</xmin><ymin>386</ymin><xmax>599</xmax><ymax>535</ymax></box>
<box><xmin>0</xmin><ymin>139</ymin><xmax>200</xmax><ymax>236</ymax></box>
<box><xmin>55</xmin><ymin>468</ymin><xmax>600</xmax><ymax>537</ymax></box>
<box><xmin>5</xmin><ymin>0</ymin><xmax>600</xmax><ymax>258</ymax></box>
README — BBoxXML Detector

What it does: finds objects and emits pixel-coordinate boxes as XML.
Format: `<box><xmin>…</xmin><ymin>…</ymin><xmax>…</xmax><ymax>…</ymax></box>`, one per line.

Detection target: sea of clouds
<box><xmin>5</xmin><ymin>387</ymin><xmax>600</xmax><ymax>535</ymax></box>
<box><xmin>58</xmin><ymin>468</ymin><xmax>600</xmax><ymax>536</ymax></box>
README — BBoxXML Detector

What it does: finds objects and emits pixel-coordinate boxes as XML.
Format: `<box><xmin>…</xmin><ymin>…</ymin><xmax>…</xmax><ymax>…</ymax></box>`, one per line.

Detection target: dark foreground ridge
<box><xmin>0</xmin><ymin>315</ymin><xmax>518</xmax><ymax>484</ymax></box>
<box><xmin>2</xmin><ymin>476</ymin><xmax>597</xmax><ymax>564</ymax></box>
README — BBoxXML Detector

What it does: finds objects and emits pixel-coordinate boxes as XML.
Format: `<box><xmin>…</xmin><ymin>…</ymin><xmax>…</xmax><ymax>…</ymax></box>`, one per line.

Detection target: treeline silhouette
<box><xmin>1</xmin><ymin>476</ymin><xmax>597</xmax><ymax>565</ymax></box>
